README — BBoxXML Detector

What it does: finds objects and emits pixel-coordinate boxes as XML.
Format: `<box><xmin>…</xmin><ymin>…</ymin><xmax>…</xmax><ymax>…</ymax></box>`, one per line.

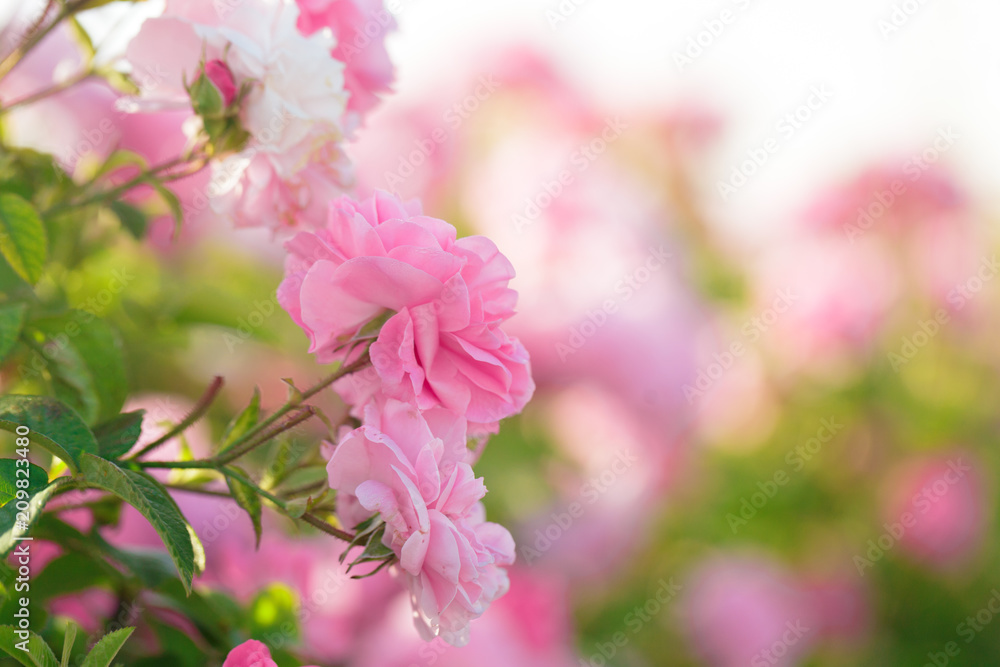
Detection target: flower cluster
<box><xmin>125</xmin><ymin>0</ymin><xmax>394</xmax><ymax>230</ymax></box>
<box><xmin>279</xmin><ymin>190</ymin><xmax>533</xmax><ymax>644</ymax></box>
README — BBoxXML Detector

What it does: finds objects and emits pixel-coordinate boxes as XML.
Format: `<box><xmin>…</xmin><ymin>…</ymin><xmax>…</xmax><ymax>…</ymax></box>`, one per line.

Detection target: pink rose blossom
<box><xmin>223</xmin><ymin>639</ymin><xmax>318</xmax><ymax>667</ymax></box>
<box><xmin>279</xmin><ymin>190</ymin><xmax>534</xmax><ymax>428</ymax></box>
<box><xmin>125</xmin><ymin>0</ymin><xmax>357</xmax><ymax>230</ymax></box>
<box><xmin>204</xmin><ymin>59</ymin><xmax>237</xmax><ymax>106</ymax></box>
<box><xmin>327</xmin><ymin>398</ymin><xmax>515</xmax><ymax>646</ymax></box>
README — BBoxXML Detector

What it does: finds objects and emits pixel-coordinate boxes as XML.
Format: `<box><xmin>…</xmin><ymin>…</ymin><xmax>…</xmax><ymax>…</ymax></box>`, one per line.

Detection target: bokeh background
<box><xmin>6</xmin><ymin>0</ymin><xmax>1000</xmax><ymax>665</ymax></box>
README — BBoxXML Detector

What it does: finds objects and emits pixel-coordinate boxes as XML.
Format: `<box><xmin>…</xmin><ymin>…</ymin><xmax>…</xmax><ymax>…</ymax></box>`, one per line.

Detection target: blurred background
<box><xmin>7</xmin><ymin>0</ymin><xmax>1000</xmax><ymax>665</ymax></box>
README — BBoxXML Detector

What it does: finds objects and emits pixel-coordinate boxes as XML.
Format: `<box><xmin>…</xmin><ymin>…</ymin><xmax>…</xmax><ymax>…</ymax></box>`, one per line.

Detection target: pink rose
<box><xmin>223</xmin><ymin>639</ymin><xmax>318</xmax><ymax>667</ymax></box>
<box><xmin>204</xmin><ymin>59</ymin><xmax>237</xmax><ymax>107</ymax></box>
<box><xmin>327</xmin><ymin>398</ymin><xmax>515</xmax><ymax>645</ymax></box>
<box><xmin>279</xmin><ymin>190</ymin><xmax>534</xmax><ymax>427</ymax></box>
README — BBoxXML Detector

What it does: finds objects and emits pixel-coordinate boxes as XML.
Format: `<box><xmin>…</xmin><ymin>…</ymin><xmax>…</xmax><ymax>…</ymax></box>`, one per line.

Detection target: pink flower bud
<box><xmin>204</xmin><ymin>59</ymin><xmax>237</xmax><ymax>106</ymax></box>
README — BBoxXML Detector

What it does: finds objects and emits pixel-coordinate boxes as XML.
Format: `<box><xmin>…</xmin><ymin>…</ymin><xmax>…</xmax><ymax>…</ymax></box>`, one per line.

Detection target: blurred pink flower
<box><xmin>327</xmin><ymin>397</ymin><xmax>515</xmax><ymax>645</ymax></box>
<box><xmin>882</xmin><ymin>452</ymin><xmax>989</xmax><ymax>571</ymax></box>
<box><xmin>683</xmin><ymin>555</ymin><xmax>816</xmax><ymax>667</ymax></box>
<box><xmin>279</xmin><ymin>190</ymin><xmax>534</xmax><ymax>428</ymax></box>
<box><xmin>349</xmin><ymin>569</ymin><xmax>580</xmax><ymax>667</ymax></box>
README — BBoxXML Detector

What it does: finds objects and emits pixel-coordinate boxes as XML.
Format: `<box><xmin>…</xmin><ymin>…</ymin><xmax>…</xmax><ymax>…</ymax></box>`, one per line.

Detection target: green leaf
<box><xmin>0</xmin><ymin>193</ymin><xmax>47</xmax><ymax>285</ymax></box>
<box><xmin>0</xmin><ymin>477</ymin><xmax>72</xmax><ymax>559</ymax></box>
<box><xmin>147</xmin><ymin>181</ymin><xmax>183</xmax><ymax>237</ymax></box>
<box><xmin>80</xmin><ymin>454</ymin><xmax>203</xmax><ymax>593</ymax></box>
<box><xmin>59</xmin><ymin>623</ymin><xmax>76</xmax><ymax>667</ymax></box>
<box><xmin>29</xmin><ymin>312</ymin><xmax>127</xmax><ymax>424</ymax></box>
<box><xmin>0</xmin><ymin>395</ymin><xmax>98</xmax><ymax>473</ymax></box>
<box><xmin>0</xmin><ymin>302</ymin><xmax>26</xmax><ymax>362</ymax></box>
<box><xmin>93</xmin><ymin>411</ymin><xmax>145</xmax><ymax>460</ymax></box>
<box><xmin>80</xmin><ymin>627</ymin><xmax>134</xmax><ymax>667</ymax></box>
<box><xmin>346</xmin><ymin>523</ymin><xmax>394</xmax><ymax>574</ymax></box>
<box><xmin>218</xmin><ymin>388</ymin><xmax>259</xmax><ymax>453</ymax></box>
<box><xmin>224</xmin><ymin>465</ymin><xmax>262</xmax><ymax>549</ymax></box>
<box><xmin>0</xmin><ymin>460</ymin><xmax>47</xmax><ymax>507</ymax></box>
<box><xmin>0</xmin><ymin>625</ymin><xmax>59</xmax><ymax>667</ymax></box>
<box><xmin>109</xmin><ymin>201</ymin><xmax>148</xmax><ymax>240</ymax></box>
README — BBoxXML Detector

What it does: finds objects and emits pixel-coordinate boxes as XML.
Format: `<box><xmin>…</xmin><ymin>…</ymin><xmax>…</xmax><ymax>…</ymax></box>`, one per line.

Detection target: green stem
<box><xmin>301</xmin><ymin>512</ymin><xmax>354</xmax><ymax>542</ymax></box>
<box><xmin>223</xmin><ymin>349</ymin><xmax>371</xmax><ymax>455</ymax></box>
<box><xmin>129</xmin><ymin>376</ymin><xmax>224</xmax><ymax>460</ymax></box>
<box><xmin>218</xmin><ymin>466</ymin><xmax>286</xmax><ymax>509</ymax></box>
<box><xmin>0</xmin><ymin>0</ymin><xmax>89</xmax><ymax>82</ymax></box>
<box><xmin>45</xmin><ymin>154</ymin><xmax>196</xmax><ymax>217</ymax></box>
<box><xmin>0</xmin><ymin>67</ymin><xmax>95</xmax><ymax>114</ymax></box>
<box><xmin>213</xmin><ymin>406</ymin><xmax>316</xmax><ymax>466</ymax></box>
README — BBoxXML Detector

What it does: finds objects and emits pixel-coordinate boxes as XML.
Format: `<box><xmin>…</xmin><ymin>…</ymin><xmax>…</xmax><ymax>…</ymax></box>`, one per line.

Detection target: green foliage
<box><xmin>79</xmin><ymin>455</ymin><xmax>204</xmax><ymax>593</ymax></box>
<box><xmin>0</xmin><ymin>477</ymin><xmax>72</xmax><ymax>558</ymax></box>
<box><xmin>0</xmin><ymin>460</ymin><xmax>47</xmax><ymax>507</ymax></box>
<box><xmin>0</xmin><ymin>395</ymin><xmax>98</xmax><ymax>473</ymax></box>
<box><xmin>0</xmin><ymin>303</ymin><xmax>26</xmax><ymax>363</ymax></box>
<box><xmin>92</xmin><ymin>410</ymin><xmax>145</xmax><ymax>460</ymax></box>
<box><xmin>26</xmin><ymin>312</ymin><xmax>127</xmax><ymax>424</ymax></box>
<box><xmin>0</xmin><ymin>626</ymin><xmax>58</xmax><ymax>667</ymax></box>
<box><xmin>226</xmin><ymin>465</ymin><xmax>263</xmax><ymax>548</ymax></box>
<box><xmin>79</xmin><ymin>627</ymin><xmax>134</xmax><ymax>667</ymax></box>
<box><xmin>0</xmin><ymin>193</ymin><xmax>47</xmax><ymax>285</ymax></box>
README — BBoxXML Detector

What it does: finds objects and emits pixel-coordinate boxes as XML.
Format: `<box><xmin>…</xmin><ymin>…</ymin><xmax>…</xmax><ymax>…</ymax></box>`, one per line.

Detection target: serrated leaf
<box><xmin>0</xmin><ymin>460</ymin><xmax>47</xmax><ymax>507</ymax></box>
<box><xmin>218</xmin><ymin>388</ymin><xmax>259</xmax><ymax>453</ymax></box>
<box><xmin>80</xmin><ymin>455</ymin><xmax>202</xmax><ymax>593</ymax></box>
<box><xmin>0</xmin><ymin>395</ymin><xmax>98</xmax><ymax>473</ymax></box>
<box><xmin>80</xmin><ymin>627</ymin><xmax>134</xmax><ymax>667</ymax></box>
<box><xmin>109</xmin><ymin>201</ymin><xmax>147</xmax><ymax>240</ymax></box>
<box><xmin>0</xmin><ymin>625</ymin><xmax>59</xmax><ymax>667</ymax></box>
<box><xmin>224</xmin><ymin>465</ymin><xmax>262</xmax><ymax>548</ymax></box>
<box><xmin>93</xmin><ymin>411</ymin><xmax>145</xmax><ymax>460</ymax></box>
<box><xmin>29</xmin><ymin>312</ymin><xmax>128</xmax><ymax>424</ymax></box>
<box><xmin>0</xmin><ymin>477</ymin><xmax>72</xmax><ymax>559</ymax></box>
<box><xmin>0</xmin><ymin>193</ymin><xmax>47</xmax><ymax>284</ymax></box>
<box><xmin>0</xmin><ymin>302</ymin><xmax>26</xmax><ymax>362</ymax></box>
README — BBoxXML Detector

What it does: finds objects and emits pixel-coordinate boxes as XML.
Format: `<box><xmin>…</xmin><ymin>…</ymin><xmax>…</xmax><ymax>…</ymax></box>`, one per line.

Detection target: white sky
<box><xmin>385</xmin><ymin>0</ymin><xmax>1000</xmax><ymax>238</ymax></box>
